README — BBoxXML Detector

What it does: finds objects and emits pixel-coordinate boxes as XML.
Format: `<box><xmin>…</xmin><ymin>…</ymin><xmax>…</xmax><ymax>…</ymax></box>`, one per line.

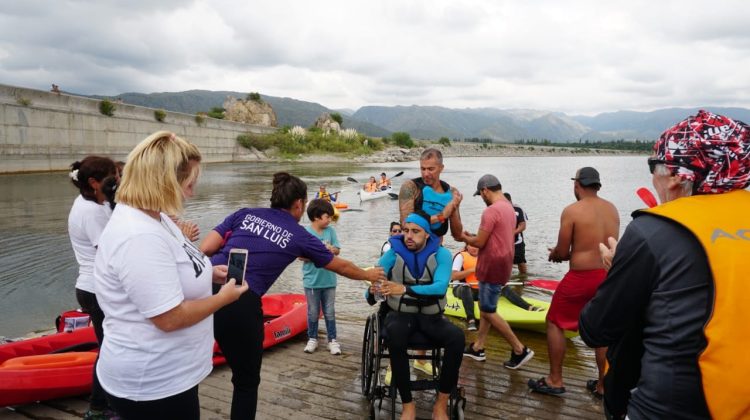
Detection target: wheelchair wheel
<box><xmin>361</xmin><ymin>313</ymin><xmax>375</xmax><ymax>396</ymax></box>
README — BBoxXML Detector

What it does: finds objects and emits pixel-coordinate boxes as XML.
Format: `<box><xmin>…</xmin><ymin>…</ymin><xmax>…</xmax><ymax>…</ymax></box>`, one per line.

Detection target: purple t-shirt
<box><xmin>210</xmin><ymin>208</ymin><xmax>334</xmax><ymax>295</ymax></box>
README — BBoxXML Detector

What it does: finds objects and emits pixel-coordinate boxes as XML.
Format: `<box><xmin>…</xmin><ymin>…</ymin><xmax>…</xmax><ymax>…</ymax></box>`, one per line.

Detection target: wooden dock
<box><xmin>1</xmin><ymin>317</ymin><xmax>605</xmax><ymax>419</ymax></box>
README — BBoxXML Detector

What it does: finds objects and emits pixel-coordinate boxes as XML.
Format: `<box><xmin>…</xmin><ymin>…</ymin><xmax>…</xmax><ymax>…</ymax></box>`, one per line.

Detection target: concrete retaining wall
<box><xmin>0</xmin><ymin>84</ymin><xmax>275</xmax><ymax>173</ymax></box>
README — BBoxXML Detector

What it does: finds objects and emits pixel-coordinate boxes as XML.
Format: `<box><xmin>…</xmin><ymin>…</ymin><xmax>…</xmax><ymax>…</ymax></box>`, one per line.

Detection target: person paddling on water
<box><xmin>315</xmin><ymin>184</ymin><xmax>338</xmax><ymax>202</ymax></box>
<box><xmin>200</xmin><ymin>172</ymin><xmax>385</xmax><ymax>420</ymax></box>
<box><xmin>528</xmin><ymin>166</ymin><xmax>619</xmax><ymax>397</ymax></box>
<box><xmin>399</xmin><ymin>148</ymin><xmax>463</xmax><ymax>240</ymax></box>
<box><xmin>364</xmin><ymin>176</ymin><xmax>379</xmax><ymax>193</ymax></box>
<box><xmin>580</xmin><ymin>110</ymin><xmax>750</xmax><ymax>419</ymax></box>
<box><xmin>459</xmin><ymin>175</ymin><xmax>534</xmax><ymax>369</ymax></box>
<box><xmin>378</xmin><ymin>172</ymin><xmax>391</xmax><ymax>190</ymax></box>
<box><xmin>377</xmin><ymin>212</ymin><xmax>464</xmax><ymax>420</ymax></box>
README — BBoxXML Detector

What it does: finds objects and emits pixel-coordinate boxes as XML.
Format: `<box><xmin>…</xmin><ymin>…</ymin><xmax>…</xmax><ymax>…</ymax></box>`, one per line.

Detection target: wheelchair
<box><xmin>360</xmin><ymin>310</ymin><xmax>466</xmax><ymax>419</ymax></box>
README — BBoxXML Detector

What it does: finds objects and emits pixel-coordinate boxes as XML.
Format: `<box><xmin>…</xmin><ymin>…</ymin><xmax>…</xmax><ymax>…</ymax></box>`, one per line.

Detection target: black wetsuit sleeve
<box><xmin>579</xmin><ymin>220</ymin><xmax>658</xmax><ymax>348</ymax></box>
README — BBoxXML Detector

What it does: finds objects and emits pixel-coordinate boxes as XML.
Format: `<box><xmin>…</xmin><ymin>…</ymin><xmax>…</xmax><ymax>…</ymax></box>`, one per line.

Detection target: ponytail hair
<box><xmin>69</xmin><ymin>156</ymin><xmax>117</xmax><ymax>202</ymax></box>
<box><xmin>270</xmin><ymin>172</ymin><xmax>307</xmax><ymax>209</ymax></box>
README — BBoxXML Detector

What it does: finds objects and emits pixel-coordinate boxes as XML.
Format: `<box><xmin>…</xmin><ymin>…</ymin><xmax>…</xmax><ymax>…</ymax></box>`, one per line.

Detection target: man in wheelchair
<box><xmin>376</xmin><ymin>212</ymin><xmax>465</xmax><ymax>420</ymax></box>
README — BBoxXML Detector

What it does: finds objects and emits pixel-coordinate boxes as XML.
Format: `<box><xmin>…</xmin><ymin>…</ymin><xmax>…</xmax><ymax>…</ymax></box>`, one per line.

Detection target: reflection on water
<box><xmin>0</xmin><ymin>156</ymin><xmax>651</xmax><ymax>337</ymax></box>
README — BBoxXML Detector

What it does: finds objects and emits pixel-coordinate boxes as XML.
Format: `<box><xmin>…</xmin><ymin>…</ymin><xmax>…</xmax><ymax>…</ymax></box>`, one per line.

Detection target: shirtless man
<box><xmin>528</xmin><ymin>166</ymin><xmax>619</xmax><ymax>397</ymax></box>
<box><xmin>398</xmin><ymin>148</ymin><xmax>463</xmax><ymax>241</ymax></box>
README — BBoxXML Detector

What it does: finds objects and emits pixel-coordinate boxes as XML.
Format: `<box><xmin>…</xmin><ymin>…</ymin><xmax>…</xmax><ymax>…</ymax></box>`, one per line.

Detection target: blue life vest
<box><xmin>412</xmin><ymin>177</ymin><xmax>452</xmax><ymax>236</ymax></box>
<box><xmin>385</xmin><ymin>235</ymin><xmax>444</xmax><ymax>315</ymax></box>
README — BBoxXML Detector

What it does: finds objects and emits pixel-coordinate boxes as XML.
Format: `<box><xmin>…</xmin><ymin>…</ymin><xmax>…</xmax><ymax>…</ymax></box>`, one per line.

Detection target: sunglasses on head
<box><xmin>648</xmin><ymin>157</ymin><xmax>704</xmax><ymax>175</ymax></box>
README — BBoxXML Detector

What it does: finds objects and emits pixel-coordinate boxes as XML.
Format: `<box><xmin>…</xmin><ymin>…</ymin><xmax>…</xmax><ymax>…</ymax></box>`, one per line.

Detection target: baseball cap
<box><xmin>473</xmin><ymin>174</ymin><xmax>501</xmax><ymax>196</ymax></box>
<box><xmin>571</xmin><ymin>167</ymin><xmax>601</xmax><ymax>187</ymax></box>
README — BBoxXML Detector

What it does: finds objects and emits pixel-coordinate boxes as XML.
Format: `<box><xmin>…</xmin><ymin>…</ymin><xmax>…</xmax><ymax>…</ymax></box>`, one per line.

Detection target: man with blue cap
<box><xmin>377</xmin><ymin>211</ymin><xmax>464</xmax><ymax>420</ymax></box>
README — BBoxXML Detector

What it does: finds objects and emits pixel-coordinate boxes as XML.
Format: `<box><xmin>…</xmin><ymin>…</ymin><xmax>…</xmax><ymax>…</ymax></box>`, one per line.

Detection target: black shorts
<box><xmin>513</xmin><ymin>243</ymin><xmax>526</xmax><ymax>264</ymax></box>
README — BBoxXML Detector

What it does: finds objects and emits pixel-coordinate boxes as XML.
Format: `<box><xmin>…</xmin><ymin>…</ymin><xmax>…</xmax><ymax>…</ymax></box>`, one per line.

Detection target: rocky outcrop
<box><xmin>223</xmin><ymin>96</ymin><xmax>277</xmax><ymax>127</ymax></box>
<box><xmin>314</xmin><ymin>113</ymin><xmax>341</xmax><ymax>133</ymax></box>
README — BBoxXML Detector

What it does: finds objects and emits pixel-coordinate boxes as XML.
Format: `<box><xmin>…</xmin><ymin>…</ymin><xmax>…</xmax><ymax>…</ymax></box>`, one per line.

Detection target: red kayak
<box><xmin>0</xmin><ymin>293</ymin><xmax>307</xmax><ymax>407</ymax></box>
<box><xmin>506</xmin><ymin>278</ymin><xmax>559</xmax><ymax>292</ymax></box>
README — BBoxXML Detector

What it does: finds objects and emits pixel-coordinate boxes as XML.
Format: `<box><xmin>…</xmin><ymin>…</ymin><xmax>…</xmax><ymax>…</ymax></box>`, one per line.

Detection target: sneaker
<box><xmin>467</xmin><ymin>319</ymin><xmax>477</xmax><ymax>331</ymax></box>
<box><xmin>462</xmin><ymin>343</ymin><xmax>486</xmax><ymax>361</ymax></box>
<box><xmin>327</xmin><ymin>339</ymin><xmax>342</xmax><ymax>355</ymax></box>
<box><xmin>504</xmin><ymin>346</ymin><xmax>534</xmax><ymax>370</ymax></box>
<box><xmin>303</xmin><ymin>338</ymin><xmax>318</xmax><ymax>353</ymax></box>
<box><xmin>83</xmin><ymin>409</ymin><xmax>120</xmax><ymax>420</ymax></box>
<box><xmin>384</xmin><ymin>364</ymin><xmax>392</xmax><ymax>385</ymax></box>
<box><xmin>412</xmin><ymin>359</ymin><xmax>434</xmax><ymax>375</ymax></box>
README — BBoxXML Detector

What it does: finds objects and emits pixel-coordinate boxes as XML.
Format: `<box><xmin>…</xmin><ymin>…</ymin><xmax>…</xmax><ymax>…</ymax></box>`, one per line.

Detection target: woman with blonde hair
<box><xmin>94</xmin><ymin>131</ymin><xmax>248</xmax><ymax>420</ymax></box>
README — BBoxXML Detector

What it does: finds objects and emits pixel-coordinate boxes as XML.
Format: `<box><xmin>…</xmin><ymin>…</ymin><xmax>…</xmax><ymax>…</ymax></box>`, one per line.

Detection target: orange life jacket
<box><xmin>642</xmin><ymin>189</ymin><xmax>750</xmax><ymax>419</ymax></box>
<box><xmin>458</xmin><ymin>251</ymin><xmax>478</xmax><ymax>288</ymax></box>
<box><xmin>364</xmin><ymin>182</ymin><xmax>378</xmax><ymax>192</ymax></box>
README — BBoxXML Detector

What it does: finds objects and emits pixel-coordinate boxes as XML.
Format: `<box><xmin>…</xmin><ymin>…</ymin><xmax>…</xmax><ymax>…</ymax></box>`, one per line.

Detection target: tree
<box><xmin>438</xmin><ymin>137</ymin><xmax>451</xmax><ymax>147</ymax></box>
<box><xmin>391</xmin><ymin>132</ymin><xmax>415</xmax><ymax>148</ymax></box>
<box><xmin>330</xmin><ymin>112</ymin><xmax>343</xmax><ymax>126</ymax></box>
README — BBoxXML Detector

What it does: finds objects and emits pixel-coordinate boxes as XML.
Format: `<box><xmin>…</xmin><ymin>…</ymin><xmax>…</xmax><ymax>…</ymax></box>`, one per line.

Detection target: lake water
<box><xmin>0</xmin><ymin>155</ymin><xmax>651</xmax><ymax>337</ymax></box>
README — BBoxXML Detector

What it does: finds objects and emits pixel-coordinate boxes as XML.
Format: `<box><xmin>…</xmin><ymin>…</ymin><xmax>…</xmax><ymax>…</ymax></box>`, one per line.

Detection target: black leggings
<box><xmin>452</xmin><ymin>285</ymin><xmax>479</xmax><ymax>321</ymax></box>
<box><xmin>213</xmin><ymin>285</ymin><xmax>264</xmax><ymax>420</ymax></box>
<box><xmin>383</xmin><ymin>312</ymin><xmax>465</xmax><ymax>403</ymax></box>
<box><xmin>106</xmin><ymin>385</ymin><xmax>199</xmax><ymax>420</ymax></box>
<box><xmin>76</xmin><ymin>288</ymin><xmax>108</xmax><ymax>411</ymax></box>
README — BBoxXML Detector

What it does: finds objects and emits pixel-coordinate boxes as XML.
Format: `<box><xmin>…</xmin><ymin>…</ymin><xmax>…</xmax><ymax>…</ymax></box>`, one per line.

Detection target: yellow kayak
<box><xmin>443</xmin><ymin>287</ymin><xmax>578</xmax><ymax>338</ymax></box>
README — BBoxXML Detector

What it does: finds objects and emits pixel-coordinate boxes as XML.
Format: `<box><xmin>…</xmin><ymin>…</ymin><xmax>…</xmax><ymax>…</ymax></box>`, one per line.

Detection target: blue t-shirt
<box><xmin>210</xmin><ymin>208</ymin><xmax>334</xmax><ymax>296</ymax></box>
<box><xmin>302</xmin><ymin>226</ymin><xmax>340</xmax><ymax>289</ymax></box>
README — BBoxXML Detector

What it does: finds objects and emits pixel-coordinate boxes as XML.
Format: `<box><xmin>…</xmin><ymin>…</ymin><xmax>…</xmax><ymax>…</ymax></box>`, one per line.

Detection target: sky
<box><xmin>1</xmin><ymin>0</ymin><xmax>749</xmax><ymax>115</ymax></box>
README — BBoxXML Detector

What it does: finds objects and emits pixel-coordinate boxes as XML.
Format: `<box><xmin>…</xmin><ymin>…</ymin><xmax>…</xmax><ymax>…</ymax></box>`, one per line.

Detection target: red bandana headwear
<box><xmin>654</xmin><ymin>110</ymin><xmax>750</xmax><ymax>194</ymax></box>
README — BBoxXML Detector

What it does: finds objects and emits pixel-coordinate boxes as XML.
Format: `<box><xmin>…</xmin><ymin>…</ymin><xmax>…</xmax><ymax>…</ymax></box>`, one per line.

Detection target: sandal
<box><xmin>527</xmin><ymin>377</ymin><xmax>566</xmax><ymax>395</ymax></box>
<box><xmin>586</xmin><ymin>379</ymin><xmax>603</xmax><ymax>399</ymax></box>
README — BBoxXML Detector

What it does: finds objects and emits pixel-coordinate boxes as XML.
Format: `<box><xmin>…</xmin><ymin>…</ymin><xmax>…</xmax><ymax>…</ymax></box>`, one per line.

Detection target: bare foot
<box><xmin>400</xmin><ymin>402</ymin><xmax>416</xmax><ymax>420</ymax></box>
<box><xmin>432</xmin><ymin>404</ymin><xmax>449</xmax><ymax>420</ymax></box>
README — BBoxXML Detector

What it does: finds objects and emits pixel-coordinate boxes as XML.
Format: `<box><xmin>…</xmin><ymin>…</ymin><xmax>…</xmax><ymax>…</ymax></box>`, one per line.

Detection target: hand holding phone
<box><xmin>227</xmin><ymin>248</ymin><xmax>248</xmax><ymax>287</ymax></box>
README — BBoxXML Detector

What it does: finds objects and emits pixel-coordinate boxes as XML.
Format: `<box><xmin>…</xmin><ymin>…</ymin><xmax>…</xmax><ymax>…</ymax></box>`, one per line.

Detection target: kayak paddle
<box><xmin>388</xmin><ymin>193</ymin><xmax>399</xmax><ymax>199</ymax></box>
<box><xmin>346</xmin><ymin>177</ymin><xmax>359</xmax><ymax>183</ymax></box>
<box><xmin>636</xmin><ymin>187</ymin><xmax>658</xmax><ymax>208</ymax></box>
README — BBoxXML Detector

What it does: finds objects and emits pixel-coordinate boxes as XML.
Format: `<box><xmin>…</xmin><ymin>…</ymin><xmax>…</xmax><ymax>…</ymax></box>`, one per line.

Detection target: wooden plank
<box><xmin>1</xmin><ymin>317</ymin><xmax>605</xmax><ymax>419</ymax></box>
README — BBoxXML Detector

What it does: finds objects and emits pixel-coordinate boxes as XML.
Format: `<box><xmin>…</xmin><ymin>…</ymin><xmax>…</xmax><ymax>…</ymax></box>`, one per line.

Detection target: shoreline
<box><xmin>263</xmin><ymin>142</ymin><xmax>647</xmax><ymax>164</ymax></box>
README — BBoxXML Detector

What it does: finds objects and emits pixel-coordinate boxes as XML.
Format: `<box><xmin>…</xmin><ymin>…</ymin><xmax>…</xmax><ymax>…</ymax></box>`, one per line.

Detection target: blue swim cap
<box><xmin>404</xmin><ymin>212</ymin><xmax>431</xmax><ymax>233</ymax></box>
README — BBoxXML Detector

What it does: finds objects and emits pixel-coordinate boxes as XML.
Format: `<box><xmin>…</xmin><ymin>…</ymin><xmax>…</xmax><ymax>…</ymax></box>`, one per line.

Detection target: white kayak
<box><xmin>359</xmin><ymin>187</ymin><xmax>395</xmax><ymax>202</ymax></box>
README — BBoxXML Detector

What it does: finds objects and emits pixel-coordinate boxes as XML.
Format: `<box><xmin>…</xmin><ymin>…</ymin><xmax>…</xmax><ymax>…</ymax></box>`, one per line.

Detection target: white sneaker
<box><xmin>303</xmin><ymin>338</ymin><xmax>318</xmax><ymax>353</ymax></box>
<box><xmin>328</xmin><ymin>339</ymin><xmax>342</xmax><ymax>355</ymax></box>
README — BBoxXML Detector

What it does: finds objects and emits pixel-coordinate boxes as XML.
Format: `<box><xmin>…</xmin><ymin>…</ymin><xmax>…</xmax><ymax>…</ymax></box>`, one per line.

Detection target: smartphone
<box><xmin>227</xmin><ymin>248</ymin><xmax>248</xmax><ymax>286</ymax></box>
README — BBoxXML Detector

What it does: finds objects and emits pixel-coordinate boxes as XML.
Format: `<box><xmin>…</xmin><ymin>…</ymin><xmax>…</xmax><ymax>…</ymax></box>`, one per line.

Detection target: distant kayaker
<box><xmin>378</xmin><ymin>172</ymin><xmax>391</xmax><ymax>190</ymax></box>
<box><xmin>503</xmin><ymin>192</ymin><xmax>529</xmax><ymax>275</ymax></box>
<box><xmin>398</xmin><ymin>148</ymin><xmax>463</xmax><ymax>240</ymax></box>
<box><xmin>376</xmin><ymin>212</ymin><xmax>464</xmax><ymax>420</ymax></box>
<box><xmin>67</xmin><ymin>155</ymin><xmax>118</xmax><ymax>420</ymax></box>
<box><xmin>364</xmin><ymin>176</ymin><xmax>379</xmax><ymax>193</ymax></box>
<box><xmin>459</xmin><ymin>175</ymin><xmax>534</xmax><ymax>369</ymax></box>
<box><xmin>200</xmin><ymin>172</ymin><xmax>385</xmax><ymax>420</ymax></box>
<box><xmin>315</xmin><ymin>184</ymin><xmax>338</xmax><ymax>202</ymax></box>
<box><xmin>580</xmin><ymin>110</ymin><xmax>750</xmax><ymax>419</ymax></box>
<box><xmin>94</xmin><ymin>132</ymin><xmax>248</xmax><ymax>419</ymax></box>
<box><xmin>528</xmin><ymin>166</ymin><xmax>618</xmax><ymax>397</ymax></box>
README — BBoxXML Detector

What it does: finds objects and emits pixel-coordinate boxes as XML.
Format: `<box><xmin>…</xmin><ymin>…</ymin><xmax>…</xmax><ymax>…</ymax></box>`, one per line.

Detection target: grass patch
<box><xmin>237</xmin><ymin>129</ymin><xmax>384</xmax><ymax>157</ymax></box>
<box><xmin>154</xmin><ymin>109</ymin><xmax>166</xmax><ymax>122</ymax></box>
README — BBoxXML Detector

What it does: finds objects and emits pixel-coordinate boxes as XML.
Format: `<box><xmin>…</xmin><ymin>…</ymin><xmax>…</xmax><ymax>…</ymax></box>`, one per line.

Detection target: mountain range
<box><xmin>94</xmin><ymin>90</ymin><xmax>750</xmax><ymax>142</ymax></box>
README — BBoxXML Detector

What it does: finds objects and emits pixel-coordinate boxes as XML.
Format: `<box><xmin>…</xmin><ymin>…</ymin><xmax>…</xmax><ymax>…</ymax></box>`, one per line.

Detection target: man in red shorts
<box><xmin>528</xmin><ymin>167</ymin><xmax>619</xmax><ymax>397</ymax></box>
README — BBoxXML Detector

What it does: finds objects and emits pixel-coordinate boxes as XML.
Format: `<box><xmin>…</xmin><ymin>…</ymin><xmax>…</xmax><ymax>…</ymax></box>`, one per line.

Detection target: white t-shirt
<box><xmin>68</xmin><ymin>195</ymin><xmax>112</xmax><ymax>293</ymax></box>
<box><xmin>452</xmin><ymin>253</ymin><xmax>465</xmax><ymax>271</ymax></box>
<box><xmin>94</xmin><ymin>204</ymin><xmax>213</xmax><ymax>401</ymax></box>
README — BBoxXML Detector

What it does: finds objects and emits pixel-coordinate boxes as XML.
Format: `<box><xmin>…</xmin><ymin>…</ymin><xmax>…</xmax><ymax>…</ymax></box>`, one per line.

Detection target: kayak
<box><xmin>0</xmin><ymin>293</ymin><xmax>307</xmax><ymax>407</ymax></box>
<box><xmin>358</xmin><ymin>187</ymin><xmax>395</xmax><ymax>202</ymax></box>
<box><xmin>333</xmin><ymin>202</ymin><xmax>348</xmax><ymax>209</ymax></box>
<box><xmin>443</xmin><ymin>287</ymin><xmax>578</xmax><ymax>338</ymax></box>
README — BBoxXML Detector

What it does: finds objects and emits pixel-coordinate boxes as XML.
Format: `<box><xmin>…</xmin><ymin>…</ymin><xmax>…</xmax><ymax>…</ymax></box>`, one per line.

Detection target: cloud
<box><xmin>1</xmin><ymin>0</ymin><xmax>749</xmax><ymax>114</ymax></box>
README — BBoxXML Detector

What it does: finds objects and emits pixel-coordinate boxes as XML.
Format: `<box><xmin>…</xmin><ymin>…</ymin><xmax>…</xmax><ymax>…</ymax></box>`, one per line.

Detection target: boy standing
<box><xmin>302</xmin><ymin>199</ymin><xmax>343</xmax><ymax>355</ymax></box>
